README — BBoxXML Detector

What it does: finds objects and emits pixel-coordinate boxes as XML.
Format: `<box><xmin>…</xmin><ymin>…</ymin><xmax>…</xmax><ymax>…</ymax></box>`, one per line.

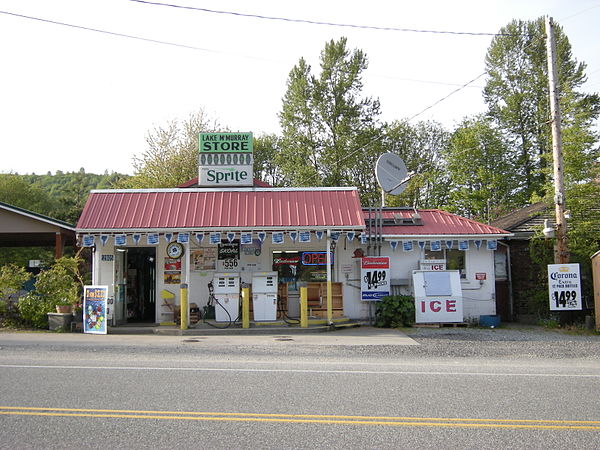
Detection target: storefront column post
<box><xmin>242</xmin><ymin>287</ymin><xmax>250</xmax><ymax>328</ymax></box>
<box><xmin>180</xmin><ymin>284</ymin><xmax>188</xmax><ymax>331</ymax></box>
<box><xmin>300</xmin><ymin>287</ymin><xmax>308</xmax><ymax>328</ymax></box>
<box><xmin>326</xmin><ymin>230</ymin><xmax>333</xmax><ymax>325</ymax></box>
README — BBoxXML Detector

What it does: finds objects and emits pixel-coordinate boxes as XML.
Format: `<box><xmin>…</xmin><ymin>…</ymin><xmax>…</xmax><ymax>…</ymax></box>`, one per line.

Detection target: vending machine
<box><xmin>213</xmin><ymin>273</ymin><xmax>240</xmax><ymax>322</ymax></box>
<box><xmin>252</xmin><ymin>271</ymin><xmax>278</xmax><ymax>321</ymax></box>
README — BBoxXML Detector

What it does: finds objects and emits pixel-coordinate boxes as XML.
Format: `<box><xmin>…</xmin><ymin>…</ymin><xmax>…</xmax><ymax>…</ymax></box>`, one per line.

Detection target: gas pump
<box><xmin>252</xmin><ymin>271</ymin><xmax>278</xmax><ymax>321</ymax></box>
<box><xmin>212</xmin><ymin>272</ymin><xmax>240</xmax><ymax>322</ymax></box>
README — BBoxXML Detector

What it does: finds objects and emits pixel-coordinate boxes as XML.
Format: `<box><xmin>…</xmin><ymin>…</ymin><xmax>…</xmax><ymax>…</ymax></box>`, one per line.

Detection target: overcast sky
<box><xmin>1</xmin><ymin>0</ymin><xmax>599</xmax><ymax>175</ymax></box>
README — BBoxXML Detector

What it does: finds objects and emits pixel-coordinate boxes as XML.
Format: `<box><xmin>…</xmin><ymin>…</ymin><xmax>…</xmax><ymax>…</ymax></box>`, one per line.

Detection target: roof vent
<box><xmin>411</xmin><ymin>212</ymin><xmax>422</xmax><ymax>225</ymax></box>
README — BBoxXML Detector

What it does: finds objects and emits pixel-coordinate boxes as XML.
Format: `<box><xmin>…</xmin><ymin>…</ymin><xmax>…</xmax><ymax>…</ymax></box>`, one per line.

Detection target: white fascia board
<box><xmin>377</xmin><ymin>233</ymin><xmax>513</xmax><ymax>240</ymax></box>
<box><xmin>89</xmin><ymin>187</ymin><xmax>359</xmax><ymax>194</ymax></box>
<box><xmin>76</xmin><ymin>226</ymin><xmax>366</xmax><ymax>234</ymax></box>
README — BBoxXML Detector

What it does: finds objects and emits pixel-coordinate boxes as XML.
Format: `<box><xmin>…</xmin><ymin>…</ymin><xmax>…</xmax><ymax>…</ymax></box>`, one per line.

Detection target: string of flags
<box><xmin>80</xmin><ymin>232</ymin><xmax>499</xmax><ymax>252</ymax></box>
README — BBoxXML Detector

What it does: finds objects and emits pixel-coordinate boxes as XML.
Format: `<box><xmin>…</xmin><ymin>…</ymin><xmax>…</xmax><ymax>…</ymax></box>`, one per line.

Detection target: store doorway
<box><xmin>125</xmin><ymin>247</ymin><xmax>156</xmax><ymax>323</ymax></box>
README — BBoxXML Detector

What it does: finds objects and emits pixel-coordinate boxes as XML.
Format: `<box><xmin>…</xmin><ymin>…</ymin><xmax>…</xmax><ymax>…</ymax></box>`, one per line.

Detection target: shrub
<box><xmin>375</xmin><ymin>295</ymin><xmax>415</xmax><ymax>328</ymax></box>
<box><xmin>0</xmin><ymin>264</ymin><xmax>31</xmax><ymax>326</ymax></box>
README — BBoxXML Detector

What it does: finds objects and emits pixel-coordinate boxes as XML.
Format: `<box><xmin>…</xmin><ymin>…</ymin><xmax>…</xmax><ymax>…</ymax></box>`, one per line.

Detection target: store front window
<box><xmin>272</xmin><ymin>251</ymin><xmax>333</xmax><ymax>291</ymax></box>
<box><xmin>424</xmin><ymin>248</ymin><xmax>466</xmax><ymax>278</ymax></box>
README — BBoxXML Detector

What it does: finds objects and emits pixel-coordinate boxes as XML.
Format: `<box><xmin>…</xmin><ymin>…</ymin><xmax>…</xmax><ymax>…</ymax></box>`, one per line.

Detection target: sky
<box><xmin>1</xmin><ymin>0</ymin><xmax>599</xmax><ymax>176</ymax></box>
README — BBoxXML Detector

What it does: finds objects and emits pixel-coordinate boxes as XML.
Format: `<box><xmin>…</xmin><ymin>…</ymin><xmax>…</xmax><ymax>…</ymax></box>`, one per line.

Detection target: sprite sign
<box><xmin>199</xmin><ymin>132</ymin><xmax>253</xmax><ymax>186</ymax></box>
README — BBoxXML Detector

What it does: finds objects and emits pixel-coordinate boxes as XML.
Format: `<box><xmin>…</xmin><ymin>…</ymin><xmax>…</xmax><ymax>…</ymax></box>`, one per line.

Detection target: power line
<box><xmin>129</xmin><ymin>0</ymin><xmax>522</xmax><ymax>37</ymax></box>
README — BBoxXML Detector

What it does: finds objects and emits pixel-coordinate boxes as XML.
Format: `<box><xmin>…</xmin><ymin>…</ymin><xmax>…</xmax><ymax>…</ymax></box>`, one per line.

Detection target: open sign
<box><xmin>301</xmin><ymin>252</ymin><xmax>333</xmax><ymax>266</ymax></box>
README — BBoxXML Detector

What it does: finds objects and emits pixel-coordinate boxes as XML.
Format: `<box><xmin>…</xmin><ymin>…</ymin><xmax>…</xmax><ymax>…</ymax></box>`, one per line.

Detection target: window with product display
<box><xmin>272</xmin><ymin>251</ymin><xmax>333</xmax><ymax>290</ymax></box>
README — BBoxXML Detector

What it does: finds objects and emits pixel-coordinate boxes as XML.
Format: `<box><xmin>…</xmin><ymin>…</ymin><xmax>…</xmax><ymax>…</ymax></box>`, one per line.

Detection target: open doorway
<box><xmin>125</xmin><ymin>247</ymin><xmax>156</xmax><ymax>323</ymax></box>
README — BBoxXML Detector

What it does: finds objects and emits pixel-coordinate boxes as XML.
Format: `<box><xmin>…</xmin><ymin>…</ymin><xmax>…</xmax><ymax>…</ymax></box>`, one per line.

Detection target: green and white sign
<box><xmin>199</xmin><ymin>132</ymin><xmax>254</xmax><ymax>187</ymax></box>
<box><xmin>200</xmin><ymin>132</ymin><xmax>253</xmax><ymax>153</ymax></box>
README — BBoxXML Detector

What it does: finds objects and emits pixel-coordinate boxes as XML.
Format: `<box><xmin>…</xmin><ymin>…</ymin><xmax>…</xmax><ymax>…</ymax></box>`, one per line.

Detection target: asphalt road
<box><xmin>0</xmin><ymin>326</ymin><xmax>598</xmax><ymax>449</ymax></box>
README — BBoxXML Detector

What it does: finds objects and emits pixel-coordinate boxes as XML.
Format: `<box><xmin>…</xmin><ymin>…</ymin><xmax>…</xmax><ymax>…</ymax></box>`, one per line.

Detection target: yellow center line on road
<box><xmin>1</xmin><ymin>406</ymin><xmax>599</xmax><ymax>430</ymax></box>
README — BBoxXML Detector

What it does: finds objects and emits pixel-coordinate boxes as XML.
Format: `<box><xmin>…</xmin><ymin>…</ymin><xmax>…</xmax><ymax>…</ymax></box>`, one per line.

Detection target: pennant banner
<box><xmin>257</xmin><ymin>232</ymin><xmax>267</xmax><ymax>243</ymax></box>
<box><xmin>330</xmin><ymin>232</ymin><xmax>341</xmax><ymax>242</ymax></box>
<box><xmin>458</xmin><ymin>240</ymin><xmax>469</xmax><ymax>251</ymax></box>
<box><xmin>240</xmin><ymin>232</ymin><xmax>253</xmax><ymax>245</ymax></box>
<box><xmin>487</xmin><ymin>240</ymin><xmax>497</xmax><ymax>251</ymax></box>
<box><xmin>272</xmin><ymin>232</ymin><xmax>284</xmax><ymax>244</ymax></box>
<box><xmin>164</xmin><ymin>233</ymin><xmax>173</xmax><ymax>243</ymax></box>
<box><xmin>403</xmin><ymin>240</ymin><xmax>413</xmax><ymax>252</ymax></box>
<box><xmin>474</xmin><ymin>239</ymin><xmax>482</xmax><ymax>250</ymax></box>
<box><xmin>360</xmin><ymin>234</ymin><xmax>368</xmax><ymax>244</ymax></box>
<box><xmin>177</xmin><ymin>232</ymin><xmax>190</xmax><ymax>244</ymax></box>
<box><xmin>316</xmin><ymin>231</ymin><xmax>324</xmax><ymax>241</ymax></box>
<box><xmin>147</xmin><ymin>233</ymin><xmax>159</xmax><ymax>245</ymax></box>
<box><xmin>389</xmin><ymin>240</ymin><xmax>399</xmax><ymax>251</ymax></box>
<box><xmin>418</xmin><ymin>241</ymin><xmax>426</xmax><ymax>250</ymax></box>
<box><xmin>115</xmin><ymin>235</ymin><xmax>127</xmax><ymax>246</ymax></box>
<box><xmin>209</xmin><ymin>232</ymin><xmax>221</xmax><ymax>244</ymax></box>
<box><xmin>346</xmin><ymin>231</ymin><xmax>355</xmax><ymax>242</ymax></box>
<box><xmin>299</xmin><ymin>231</ymin><xmax>311</xmax><ymax>243</ymax></box>
<box><xmin>445</xmin><ymin>240</ymin><xmax>453</xmax><ymax>250</ymax></box>
<box><xmin>82</xmin><ymin>235</ymin><xmax>95</xmax><ymax>247</ymax></box>
<box><xmin>195</xmin><ymin>233</ymin><xmax>204</xmax><ymax>244</ymax></box>
<box><xmin>100</xmin><ymin>235</ymin><xmax>109</xmax><ymax>247</ymax></box>
<box><xmin>430</xmin><ymin>240</ymin><xmax>441</xmax><ymax>252</ymax></box>
<box><xmin>132</xmin><ymin>234</ymin><xmax>141</xmax><ymax>245</ymax></box>
<box><xmin>227</xmin><ymin>232</ymin><xmax>236</xmax><ymax>243</ymax></box>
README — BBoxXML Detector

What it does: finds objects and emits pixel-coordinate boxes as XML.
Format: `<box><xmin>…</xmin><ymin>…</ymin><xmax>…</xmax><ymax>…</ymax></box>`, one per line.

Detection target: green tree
<box><xmin>253</xmin><ymin>134</ymin><xmax>283</xmax><ymax>186</ymax></box>
<box><xmin>444</xmin><ymin>116</ymin><xmax>516</xmax><ymax>221</ymax></box>
<box><xmin>483</xmin><ymin>17</ymin><xmax>599</xmax><ymax>204</ymax></box>
<box><xmin>0</xmin><ymin>173</ymin><xmax>54</xmax><ymax>215</ymax></box>
<box><xmin>382</xmin><ymin>120</ymin><xmax>450</xmax><ymax>209</ymax></box>
<box><xmin>124</xmin><ymin>109</ymin><xmax>225</xmax><ymax>188</ymax></box>
<box><xmin>278</xmin><ymin>38</ymin><xmax>384</xmax><ymax>190</ymax></box>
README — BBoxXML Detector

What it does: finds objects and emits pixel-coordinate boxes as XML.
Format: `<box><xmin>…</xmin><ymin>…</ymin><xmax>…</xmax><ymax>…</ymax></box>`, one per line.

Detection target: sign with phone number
<box><xmin>548</xmin><ymin>263</ymin><xmax>582</xmax><ymax>311</ymax></box>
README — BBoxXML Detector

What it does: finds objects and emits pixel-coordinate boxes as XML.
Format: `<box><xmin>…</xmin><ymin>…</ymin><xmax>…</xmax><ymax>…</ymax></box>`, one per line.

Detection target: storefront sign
<box><xmin>83</xmin><ymin>285</ymin><xmax>108</xmax><ymax>335</ymax></box>
<box><xmin>301</xmin><ymin>252</ymin><xmax>333</xmax><ymax>266</ymax></box>
<box><xmin>199</xmin><ymin>165</ymin><xmax>253</xmax><ymax>186</ymax></box>
<box><xmin>361</xmin><ymin>256</ymin><xmax>390</xmax><ymax>301</ymax></box>
<box><xmin>548</xmin><ymin>263</ymin><xmax>582</xmax><ymax>311</ymax></box>
<box><xmin>419</xmin><ymin>259</ymin><xmax>446</xmax><ymax>271</ymax></box>
<box><xmin>199</xmin><ymin>132</ymin><xmax>253</xmax><ymax>153</ymax></box>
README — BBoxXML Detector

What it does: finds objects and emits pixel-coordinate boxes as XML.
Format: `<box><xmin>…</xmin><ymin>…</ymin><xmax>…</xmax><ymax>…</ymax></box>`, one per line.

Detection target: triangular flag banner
<box><xmin>445</xmin><ymin>240</ymin><xmax>453</xmax><ymax>250</ymax></box>
<box><xmin>164</xmin><ymin>233</ymin><xmax>173</xmax><ymax>243</ymax></box>
<box><xmin>390</xmin><ymin>240</ymin><xmax>399</xmax><ymax>251</ymax></box>
<box><xmin>147</xmin><ymin>233</ymin><xmax>159</xmax><ymax>245</ymax></box>
<box><xmin>82</xmin><ymin>235</ymin><xmax>95</xmax><ymax>247</ymax></box>
<box><xmin>177</xmin><ymin>232</ymin><xmax>190</xmax><ymax>244</ymax></box>
<box><xmin>299</xmin><ymin>231</ymin><xmax>311</xmax><ymax>243</ymax></box>
<box><xmin>316</xmin><ymin>231</ymin><xmax>324</xmax><ymax>241</ymax></box>
<box><xmin>227</xmin><ymin>232</ymin><xmax>235</xmax><ymax>243</ymax></box>
<box><xmin>289</xmin><ymin>231</ymin><xmax>298</xmax><ymax>243</ymax></box>
<box><xmin>209</xmin><ymin>232</ymin><xmax>221</xmax><ymax>244</ymax></box>
<box><xmin>346</xmin><ymin>232</ymin><xmax>355</xmax><ymax>242</ymax></box>
<box><xmin>241</xmin><ymin>233</ymin><xmax>253</xmax><ymax>245</ymax></box>
<box><xmin>458</xmin><ymin>240</ymin><xmax>469</xmax><ymax>251</ymax></box>
<box><xmin>487</xmin><ymin>240</ymin><xmax>497</xmax><ymax>250</ymax></box>
<box><xmin>195</xmin><ymin>233</ymin><xmax>204</xmax><ymax>244</ymax></box>
<box><xmin>272</xmin><ymin>232</ymin><xmax>284</xmax><ymax>244</ymax></box>
<box><xmin>257</xmin><ymin>232</ymin><xmax>267</xmax><ymax>243</ymax></box>
<box><xmin>330</xmin><ymin>232</ymin><xmax>341</xmax><ymax>242</ymax></box>
<box><xmin>115</xmin><ymin>235</ymin><xmax>127</xmax><ymax>246</ymax></box>
<box><xmin>418</xmin><ymin>241</ymin><xmax>426</xmax><ymax>250</ymax></box>
<box><xmin>474</xmin><ymin>239</ymin><xmax>482</xmax><ymax>250</ymax></box>
<box><xmin>100</xmin><ymin>235</ymin><xmax>109</xmax><ymax>247</ymax></box>
<box><xmin>133</xmin><ymin>234</ymin><xmax>141</xmax><ymax>245</ymax></box>
<box><xmin>430</xmin><ymin>240</ymin><xmax>441</xmax><ymax>251</ymax></box>
<box><xmin>360</xmin><ymin>234</ymin><xmax>368</xmax><ymax>244</ymax></box>
<box><xmin>402</xmin><ymin>240</ymin><xmax>413</xmax><ymax>252</ymax></box>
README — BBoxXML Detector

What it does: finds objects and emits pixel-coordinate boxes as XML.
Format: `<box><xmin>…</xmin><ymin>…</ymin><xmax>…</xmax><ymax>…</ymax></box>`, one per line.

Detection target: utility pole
<box><xmin>545</xmin><ymin>16</ymin><xmax>570</xmax><ymax>264</ymax></box>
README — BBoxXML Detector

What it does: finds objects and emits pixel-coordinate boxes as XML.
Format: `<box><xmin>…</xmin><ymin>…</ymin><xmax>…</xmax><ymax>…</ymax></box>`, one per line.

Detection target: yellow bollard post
<box><xmin>242</xmin><ymin>287</ymin><xmax>250</xmax><ymax>329</ymax></box>
<box><xmin>180</xmin><ymin>283</ymin><xmax>188</xmax><ymax>331</ymax></box>
<box><xmin>300</xmin><ymin>287</ymin><xmax>308</xmax><ymax>328</ymax></box>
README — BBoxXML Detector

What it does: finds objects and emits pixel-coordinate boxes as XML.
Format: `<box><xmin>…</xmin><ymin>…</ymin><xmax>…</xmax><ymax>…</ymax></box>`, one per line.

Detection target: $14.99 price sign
<box><xmin>361</xmin><ymin>256</ymin><xmax>390</xmax><ymax>301</ymax></box>
<box><xmin>548</xmin><ymin>263</ymin><xmax>582</xmax><ymax>311</ymax></box>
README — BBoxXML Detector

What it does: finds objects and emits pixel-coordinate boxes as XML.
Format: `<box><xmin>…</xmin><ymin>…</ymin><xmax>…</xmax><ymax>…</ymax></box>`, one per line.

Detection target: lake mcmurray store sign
<box><xmin>199</xmin><ymin>132</ymin><xmax>253</xmax><ymax>186</ymax></box>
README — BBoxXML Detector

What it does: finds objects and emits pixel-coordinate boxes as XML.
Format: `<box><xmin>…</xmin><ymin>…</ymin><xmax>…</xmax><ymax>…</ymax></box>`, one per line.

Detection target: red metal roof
<box><xmin>363</xmin><ymin>208</ymin><xmax>510</xmax><ymax>237</ymax></box>
<box><xmin>77</xmin><ymin>188</ymin><xmax>364</xmax><ymax>231</ymax></box>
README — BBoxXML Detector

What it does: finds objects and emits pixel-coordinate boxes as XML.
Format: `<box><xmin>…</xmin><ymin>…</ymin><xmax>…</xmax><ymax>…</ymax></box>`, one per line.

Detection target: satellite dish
<box><xmin>375</xmin><ymin>153</ymin><xmax>413</xmax><ymax>195</ymax></box>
